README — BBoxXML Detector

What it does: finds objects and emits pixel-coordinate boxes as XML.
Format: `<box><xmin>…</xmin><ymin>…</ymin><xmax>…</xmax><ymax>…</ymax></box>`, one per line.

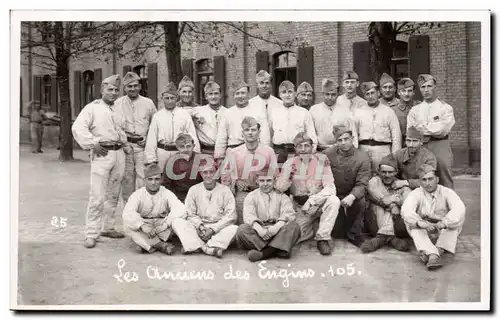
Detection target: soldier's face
<box><xmin>420</xmin><ymin>172</ymin><xmax>439</xmax><ymax>193</ymax></box>
<box><xmin>101</xmin><ymin>84</ymin><xmax>120</xmax><ymax>103</ymax></box>
<box><xmin>379</xmin><ymin>165</ymin><xmax>397</xmax><ymax>186</ymax></box>
<box><xmin>364</xmin><ymin>88</ymin><xmax>380</xmax><ymax>106</ymax></box>
<box><xmin>145</xmin><ymin>174</ymin><xmax>162</xmax><ymax>193</ymax></box>
<box><xmin>124</xmin><ymin>81</ymin><xmax>141</xmax><ymax>98</ymax></box>
<box><xmin>162</xmin><ymin>93</ymin><xmax>177</xmax><ymax>110</ymax></box>
<box><xmin>205</xmin><ymin>90</ymin><xmax>221</xmax><ymax>106</ymax></box>
<box><xmin>242</xmin><ymin>124</ymin><xmax>260</xmax><ymax>142</ymax></box>
<box><xmin>179</xmin><ymin>86</ymin><xmax>194</xmax><ymax>103</ymax></box>
<box><xmin>343</xmin><ymin>79</ymin><xmax>358</xmax><ymax>94</ymax></box>
<box><xmin>295</xmin><ymin>141</ymin><xmax>313</xmax><ymax>156</ymax></box>
<box><xmin>324</xmin><ymin>90</ymin><xmax>338</xmax><ymax>106</ymax></box>
<box><xmin>234</xmin><ymin>87</ymin><xmax>249</xmax><ymax>106</ymax></box>
<box><xmin>336</xmin><ymin>133</ymin><xmax>354</xmax><ymax>151</ymax></box>
<box><xmin>257</xmin><ymin>79</ymin><xmax>272</xmax><ymax>96</ymax></box>
<box><xmin>200</xmin><ymin>167</ymin><xmax>217</xmax><ymax>185</ymax></box>
<box><xmin>399</xmin><ymin>87</ymin><xmax>415</xmax><ymax>103</ymax></box>
<box><xmin>257</xmin><ymin>175</ymin><xmax>275</xmax><ymax>194</ymax></box>
<box><xmin>420</xmin><ymin>80</ymin><xmax>437</xmax><ymax>101</ymax></box>
<box><xmin>297</xmin><ymin>92</ymin><xmax>313</xmax><ymax>107</ymax></box>
<box><xmin>381</xmin><ymin>83</ymin><xmax>396</xmax><ymax>100</ymax></box>
<box><xmin>406</xmin><ymin>137</ymin><xmax>422</xmax><ymax>155</ymax></box>
<box><xmin>176</xmin><ymin>142</ymin><xmax>194</xmax><ymax>156</ymax></box>
<box><xmin>280</xmin><ymin>88</ymin><xmax>296</xmax><ymax>105</ymax></box>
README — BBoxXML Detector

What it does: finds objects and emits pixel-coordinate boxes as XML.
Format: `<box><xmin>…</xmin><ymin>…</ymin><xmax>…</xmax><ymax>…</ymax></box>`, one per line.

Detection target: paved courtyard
<box><xmin>15</xmin><ymin>145</ymin><xmax>484</xmax><ymax>307</ymax></box>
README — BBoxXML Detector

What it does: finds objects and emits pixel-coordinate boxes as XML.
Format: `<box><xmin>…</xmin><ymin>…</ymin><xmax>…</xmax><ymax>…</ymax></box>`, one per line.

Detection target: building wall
<box><xmin>20</xmin><ymin>21</ymin><xmax>482</xmax><ymax>167</ymax></box>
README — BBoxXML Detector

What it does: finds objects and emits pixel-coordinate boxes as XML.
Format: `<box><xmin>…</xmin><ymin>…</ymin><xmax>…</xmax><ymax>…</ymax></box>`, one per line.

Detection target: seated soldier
<box><xmin>361</xmin><ymin>154</ymin><xmax>412</xmax><ymax>253</ymax></box>
<box><xmin>402</xmin><ymin>164</ymin><xmax>466</xmax><ymax>270</ymax></box>
<box><xmin>220</xmin><ymin>116</ymin><xmax>277</xmax><ymax>224</ymax></box>
<box><xmin>236</xmin><ymin>169</ymin><xmax>301</xmax><ymax>262</ymax></box>
<box><xmin>163</xmin><ymin>133</ymin><xmax>204</xmax><ymax>202</ymax></box>
<box><xmin>393</xmin><ymin>126</ymin><xmax>437</xmax><ymax>190</ymax></box>
<box><xmin>172</xmin><ymin>162</ymin><xmax>238</xmax><ymax>258</ymax></box>
<box><xmin>275</xmin><ymin>132</ymin><xmax>341</xmax><ymax>256</ymax></box>
<box><xmin>122</xmin><ymin>163</ymin><xmax>193</xmax><ymax>254</ymax></box>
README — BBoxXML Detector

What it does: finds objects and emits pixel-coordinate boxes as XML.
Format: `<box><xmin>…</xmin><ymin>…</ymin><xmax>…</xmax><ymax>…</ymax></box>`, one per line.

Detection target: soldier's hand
<box><xmin>202</xmin><ymin>228</ymin><xmax>215</xmax><ymax>241</ymax></box>
<box><xmin>341</xmin><ymin>194</ymin><xmax>355</xmax><ymax>208</ymax></box>
<box><xmin>123</xmin><ymin>144</ymin><xmax>133</xmax><ymax>154</ymax></box>
<box><xmin>197</xmin><ymin>225</ymin><xmax>206</xmax><ymax>239</ymax></box>
<box><xmin>141</xmin><ymin>224</ymin><xmax>154</xmax><ymax>236</ymax></box>
<box><xmin>137</xmin><ymin>138</ymin><xmax>146</xmax><ymax>148</ymax></box>
<box><xmin>391</xmin><ymin>180</ymin><xmax>409</xmax><ymax>190</ymax></box>
<box><xmin>93</xmin><ymin>143</ymin><xmax>108</xmax><ymax>157</ymax></box>
<box><xmin>262</xmin><ymin>229</ymin><xmax>272</xmax><ymax>241</ymax></box>
<box><xmin>381</xmin><ymin>195</ymin><xmax>397</xmax><ymax>206</ymax></box>
<box><xmin>435</xmin><ymin>222</ymin><xmax>446</xmax><ymax>230</ymax></box>
<box><xmin>426</xmin><ymin>224</ymin><xmax>439</xmax><ymax>233</ymax></box>
<box><xmin>389</xmin><ymin>204</ymin><xmax>400</xmax><ymax>215</ymax></box>
<box><xmin>417</xmin><ymin>220</ymin><xmax>432</xmax><ymax>230</ymax></box>
<box><xmin>256</xmin><ymin>226</ymin><xmax>268</xmax><ymax>239</ymax></box>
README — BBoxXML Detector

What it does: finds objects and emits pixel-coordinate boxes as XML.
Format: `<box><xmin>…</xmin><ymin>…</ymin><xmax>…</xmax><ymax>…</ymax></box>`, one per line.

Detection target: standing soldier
<box><xmin>176</xmin><ymin>75</ymin><xmax>199</xmax><ymax>116</ymax></box>
<box><xmin>354</xmin><ymin>81</ymin><xmax>401</xmax><ymax>169</ymax></box>
<box><xmin>220</xmin><ymin>116</ymin><xmax>277</xmax><ymax>225</ymax></box>
<box><xmin>114</xmin><ymin>72</ymin><xmax>157</xmax><ymax>204</ymax></box>
<box><xmin>28</xmin><ymin>100</ymin><xmax>47</xmax><ymax>153</ymax></box>
<box><xmin>275</xmin><ymin>133</ymin><xmax>341</xmax><ymax>256</ymax></box>
<box><xmin>407</xmin><ymin>74</ymin><xmax>455</xmax><ymax>189</ymax></box>
<box><xmin>248</xmin><ymin>70</ymin><xmax>283</xmax><ymax>116</ymax></box>
<box><xmin>336</xmin><ymin>71</ymin><xmax>368</xmax><ymax>112</ymax></box>
<box><xmin>378</xmin><ymin>73</ymin><xmax>399</xmax><ymax>108</ymax></box>
<box><xmin>393</xmin><ymin>78</ymin><xmax>421</xmax><ymax>144</ymax></box>
<box><xmin>268</xmin><ymin>80</ymin><xmax>318</xmax><ymax>164</ymax></box>
<box><xmin>192</xmin><ymin>81</ymin><xmax>227</xmax><ymax>155</ymax></box>
<box><xmin>310</xmin><ymin>79</ymin><xmax>357</xmax><ymax>152</ymax></box>
<box><xmin>324</xmin><ymin>125</ymin><xmax>371</xmax><ymax>248</ymax></box>
<box><xmin>72</xmin><ymin>74</ymin><xmax>128</xmax><ymax>248</ymax></box>
<box><xmin>296</xmin><ymin>81</ymin><xmax>314</xmax><ymax>110</ymax></box>
<box><xmin>145</xmin><ymin>82</ymin><xmax>200</xmax><ymax>171</ymax></box>
<box><xmin>214</xmin><ymin>80</ymin><xmax>271</xmax><ymax>162</ymax></box>
<box><xmin>393</xmin><ymin>127</ymin><xmax>437</xmax><ymax>190</ymax></box>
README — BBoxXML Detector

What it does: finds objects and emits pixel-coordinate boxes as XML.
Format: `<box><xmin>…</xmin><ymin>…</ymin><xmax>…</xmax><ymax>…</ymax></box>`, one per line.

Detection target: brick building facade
<box><xmin>20</xmin><ymin>21</ymin><xmax>482</xmax><ymax>167</ymax></box>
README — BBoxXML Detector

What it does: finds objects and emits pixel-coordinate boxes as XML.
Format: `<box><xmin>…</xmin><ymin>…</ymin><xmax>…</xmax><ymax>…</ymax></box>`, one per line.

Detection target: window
<box><xmin>390</xmin><ymin>41</ymin><xmax>409</xmax><ymax>81</ymax></box>
<box><xmin>195</xmin><ymin>59</ymin><xmax>214</xmax><ymax>105</ymax></box>
<box><xmin>133</xmin><ymin>65</ymin><xmax>148</xmax><ymax>97</ymax></box>
<box><xmin>83</xmin><ymin>70</ymin><xmax>94</xmax><ymax>105</ymax></box>
<box><xmin>273</xmin><ymin>51</ymin><xmax>297</xmax><ymax>95</ymax></box>
<box><xmin>42</xmin><ymin>75</ymin><xmax>51</xmax><ymax>107</ymax></box>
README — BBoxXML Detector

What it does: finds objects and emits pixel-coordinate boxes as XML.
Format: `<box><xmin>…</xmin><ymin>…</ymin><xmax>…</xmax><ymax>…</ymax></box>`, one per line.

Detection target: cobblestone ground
<box><xmin>15</xmin><ymin>145</ymin><xmax>484</xmax><ymax>307</ymax></box>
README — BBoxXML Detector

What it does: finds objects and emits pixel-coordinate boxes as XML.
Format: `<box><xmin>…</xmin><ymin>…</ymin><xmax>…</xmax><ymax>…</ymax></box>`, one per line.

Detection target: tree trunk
<box><xmin>162</xmin><ymin>22</ymin><xmax>183</xmax><ymax>86</ymax></box>
<box><xmin>54</xmin><ymin>22</ymin><xmax>74</xmax><ymax>161</ymax></box>
<box><xmin>368</xmin><ymin>22</ymin><xmax>396</xmax><ymax>83</ymax></box>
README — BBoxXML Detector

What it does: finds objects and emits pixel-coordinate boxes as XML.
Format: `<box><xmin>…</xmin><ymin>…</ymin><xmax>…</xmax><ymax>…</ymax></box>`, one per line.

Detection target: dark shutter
<box><xmin>94</xmin><ymin>68</ymin><xmax>102</xmax><ymax>99</ymax></box>
<box><xmin>147</xmin><ymin>63</ymin><xmax>158</xmax><ymax>108</ymax></box>
<box><xmin>409</xmin><ymin>35</ymin><xmax>430</xmax><ymax>101</ymax></box>
<box><xmin>123</xmin><ymin>65</ymin><xmax>132</xmax><ymax>76</ymax></box>
<box><xmin>50</xmin><ymin>75</ymin><xmax>58</xmax><ymax>113</ymax></box>
<box><xmin>256</xmin><ymin>51</ymin><xmax>269</xmax><ymax>74</ymax></box>
<box><xmin>73</xmin><ymin>71</ymin><xmax>82</xmax><ymax>115</ymax></box>
<box><xmin>297</xmin><ymin>46</ymin><xmax>314</xmax><ymax>91</ymax></box>
<box><xmin>33</xmin><ymin>75</ymin><xmax>42</xmax><ymax>105</ymax></box>
<box><xmin>182</xmin><ymin>59</ymin><xmax>194</xmax><ymax>81</ymax></box>
<box><xmin>353</xmin><ymin>41</ymin><xmax>371</xmax><ymax>83</ymax></box>
<box><xmin>214</xmin><ymin>56</ymin><xmax>226</xmax><ymax>106</ymax></box>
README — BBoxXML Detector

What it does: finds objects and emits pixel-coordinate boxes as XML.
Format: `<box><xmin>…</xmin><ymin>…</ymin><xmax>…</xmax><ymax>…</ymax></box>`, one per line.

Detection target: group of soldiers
<box><xmin>71</xmin><ymin>68</ymin><xmax>466</xmax><ymax>271</ymax></box>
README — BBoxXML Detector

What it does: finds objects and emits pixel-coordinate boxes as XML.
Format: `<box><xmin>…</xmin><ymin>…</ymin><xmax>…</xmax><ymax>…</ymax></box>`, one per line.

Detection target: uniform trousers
<box><xmin>236</xmin><ymin>221</ymin><xmax>301</xmax><ymax>255</ymax></box>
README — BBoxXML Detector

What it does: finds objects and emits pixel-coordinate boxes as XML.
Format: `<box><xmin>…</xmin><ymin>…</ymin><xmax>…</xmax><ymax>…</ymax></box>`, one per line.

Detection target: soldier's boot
<box><xmin>426</xmin><ymin>254</ymin><xmax>443</xmax><ymax>270</ymax></box>
<box><xmin>360</xmin><ymin>234</ymin><xmax>388</xmax><ymax>253</ymax></box>
<box><xmin>317</xmin><ymin>240</ymin><xmax>332</xmax><ymax>256</ymax></box>
<box><xmin>83</xmin><ymin>238</ymin><xmax>97</xmax><ymax>249</ymax></box>
<box><xmin>389</xmin><ymin>237</ymin><xmax>410</xmax><ymax>252</ymax></box>
<box><xmin>101</xmin><ymin>230</ymin><xmax>125</xmax><ymax>239</ymax></box>
<box><xmin>153</xmin><ymin>241</ymin><xmax>175</xmax><ymax>255</ymax></box>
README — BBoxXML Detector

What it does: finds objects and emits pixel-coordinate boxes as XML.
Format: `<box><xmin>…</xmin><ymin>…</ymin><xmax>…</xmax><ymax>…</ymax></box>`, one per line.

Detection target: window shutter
<box><xmin>123</xmin><ymin>65</ymin><xmax>132</xmax><ymax>76</ymax></box>
<box><xmin>255</xmin><ymin>51</ymin><xmax>269</xmax><ymax>74</ymax></box>
<box><xmin>33</xmin><ymin>75</ymin><xmax>42</xmax><ymax>105</ymax></box>
<box><xmin>73</xmin><ymin>71</ymin><xmax>82</xmax><ymax>115</ymax></box>
<box><xmin>94</xmin><ymin>68</ymin><xmax>102</xmax><ymax>99</ymax></box>
<box><xmin>50</xmin><ymin>75</ymin><xmax>58</xmax><ymax>113</ymax></box>
<box><xmin>297</xmin><ymin>46</ymin><xmax>314</xmax><ymax>91</ymax></box>
<box><xmin>182</xmin><ymin>58</ymin><xmax>194</xmax><ymax>81</ymax></box>
<box><xmin>409</xmin><ymin>35</ymin><xmax>430</xmax><ymax>101</ymax></box>
<box><xmin>353</xmin><ymin>41</ymin><xmax>371</xmax><ymax>84</ymax></box>
<box><xmin>147</xmin><ymin>63</ymin><xmax>158</xmax><ymax>108</ymax></box>
<box><xmin>214</xmin><ymin>56</ymin><xmax>226</xmax><ymax>106</ymax></box>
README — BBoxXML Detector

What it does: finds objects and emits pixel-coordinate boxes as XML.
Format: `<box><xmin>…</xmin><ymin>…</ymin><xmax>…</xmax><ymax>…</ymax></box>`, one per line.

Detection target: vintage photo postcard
<box><xmin>10</xmin><ymin>9</ymin><xmax>490</xmax><ymax>310</ymax></box>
